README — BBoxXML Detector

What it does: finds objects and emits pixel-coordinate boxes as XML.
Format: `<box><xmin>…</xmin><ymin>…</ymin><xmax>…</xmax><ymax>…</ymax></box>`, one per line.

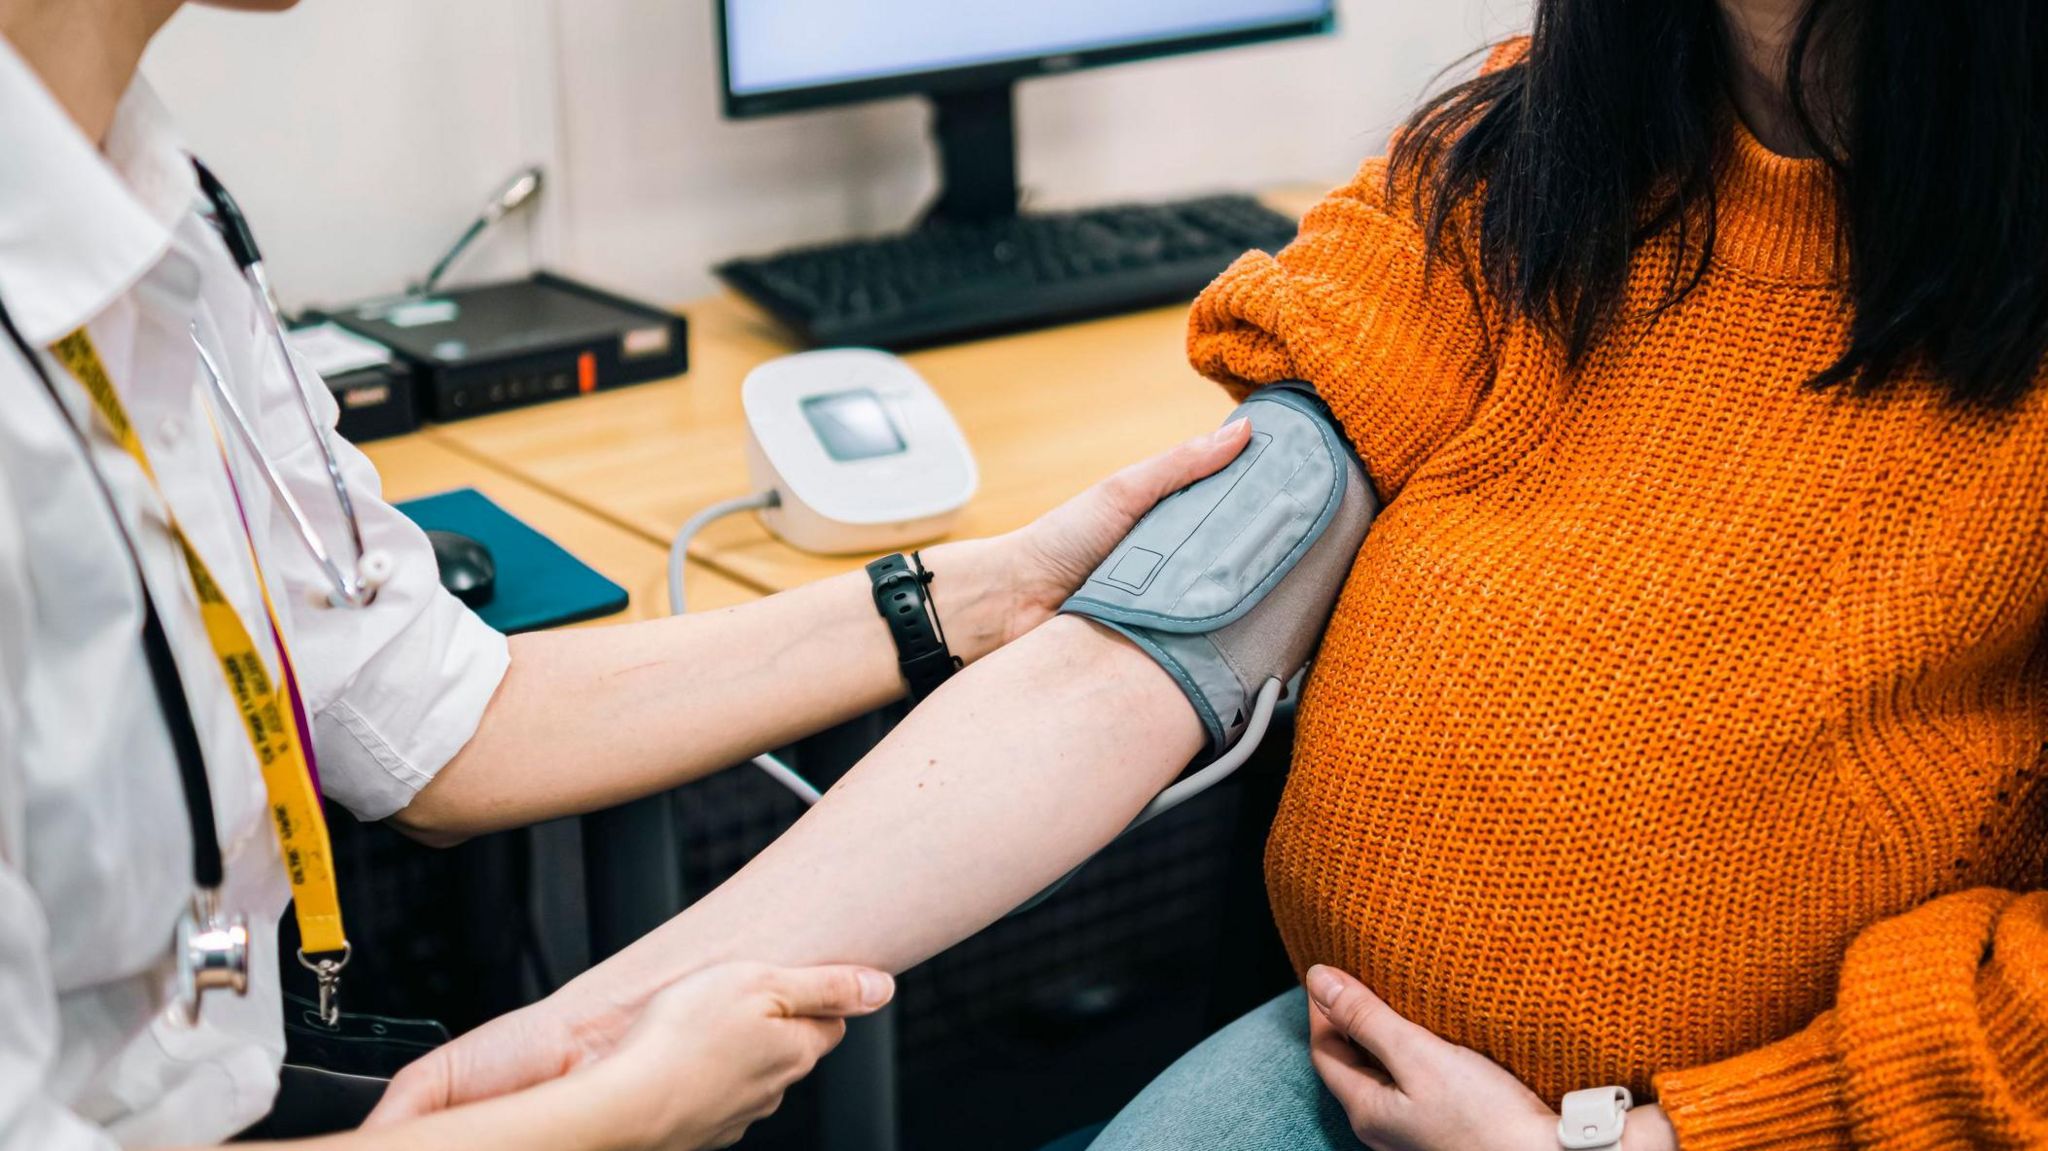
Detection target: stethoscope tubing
<box><xmin>192</xmin><ymin>158</ymin><xmax>383</xmax><ymax>609</ymax></box>
<box><xmin>189</xmin><ymin>326</ymin><xmax>389</xmax><ymax>608</ymax></box>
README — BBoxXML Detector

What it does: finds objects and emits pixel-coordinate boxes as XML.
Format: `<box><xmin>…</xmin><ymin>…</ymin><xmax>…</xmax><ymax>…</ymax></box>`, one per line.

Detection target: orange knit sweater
<box><xmin>1188</xmin><ymin>76</ymin><xmax>2048</xmax><ymax>1151</ymax></box>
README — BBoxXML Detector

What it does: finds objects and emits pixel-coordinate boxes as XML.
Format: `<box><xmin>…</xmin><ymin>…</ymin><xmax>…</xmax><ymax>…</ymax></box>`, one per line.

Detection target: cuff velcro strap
<box><xmin>1060</xmin><ymin>384</ymin><xmax>1375</xmax><ymax>751</ymax></box>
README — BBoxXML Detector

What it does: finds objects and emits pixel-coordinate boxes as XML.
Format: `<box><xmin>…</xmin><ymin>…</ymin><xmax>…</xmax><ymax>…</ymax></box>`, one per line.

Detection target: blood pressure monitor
<box><xmin>741</xmin><ymin>349</ymin><xmax>979</xmax><ymax>555</ymax></box>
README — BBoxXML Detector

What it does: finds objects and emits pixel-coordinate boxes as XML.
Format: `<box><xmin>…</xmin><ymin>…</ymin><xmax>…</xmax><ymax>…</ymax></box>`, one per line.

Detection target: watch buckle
<box><xmin>1557</xmin><ymin>1086</ymin><xmax>1632</xmax><ymax>1150</ymax></box>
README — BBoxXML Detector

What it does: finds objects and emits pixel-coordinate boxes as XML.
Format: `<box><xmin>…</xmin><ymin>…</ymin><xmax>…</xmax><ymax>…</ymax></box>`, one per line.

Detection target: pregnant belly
<box><xmin>1261</xmin><ymin>680</ymin><xmax>1878</xmax><ymax>1102</ymax></box>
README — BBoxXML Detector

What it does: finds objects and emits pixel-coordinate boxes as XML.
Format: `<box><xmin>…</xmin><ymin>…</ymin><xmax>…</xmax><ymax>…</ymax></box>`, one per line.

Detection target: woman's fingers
<box><xmin>1307</xmin><ymin>1003</ymin><xmax>1404</xmax><ymax>1146</ymax></box>
<box><xmin>1305</xmin><ymin>966</ymin><xmax>1568</xmax><ymax>1151</ymax></box>
<box><xmin>1307</xmin><ymin>1001</ymin><xmax>1395</xmax><ymax>1090</ymax></box>
<box><xmin>1305</xmin><ymin>964</ymin><xmax>1430</xmax><ymax>1075</ymax></box>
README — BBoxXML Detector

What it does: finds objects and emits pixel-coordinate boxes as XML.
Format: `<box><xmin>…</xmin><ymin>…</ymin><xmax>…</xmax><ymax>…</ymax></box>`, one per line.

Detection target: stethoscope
<box><xmin>181</xmin><ymin>159</ymin><xmax>384</xmax><ymax>1019</ymax></box>
<box><xmin>0</xmin><ymin>158</ymin><xmax>382</xmax><ymax>1026</ymax></box>
<box><xmin>190</xmin><ymin>158</ymin><xmax>390</xmax><ymax>610</ymax></box>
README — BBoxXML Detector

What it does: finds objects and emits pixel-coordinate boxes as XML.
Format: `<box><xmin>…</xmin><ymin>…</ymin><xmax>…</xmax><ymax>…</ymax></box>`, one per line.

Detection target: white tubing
<box><xmin>1128</xmin><ymin>676</ymin><xmax>1284</xmax><ymax>831</ymax></box>
<box><xmin>1008</xmin><ymin>675</ymin><xmax>1285</xmax><ymax>916</ymax></box>
<box><xmin>668</xmin><ymin>491</ymin><xmax>778</xmax><ymax>617</ymax></box>
<box><xmin>670</xmin><ymin>491</ymin><xmax>823</xmax><ymax>806</ymax></box>
<box><xmin>749</xmin><ymin>750</ymin><xmax>824</xmax><ymax>806</ymax></box>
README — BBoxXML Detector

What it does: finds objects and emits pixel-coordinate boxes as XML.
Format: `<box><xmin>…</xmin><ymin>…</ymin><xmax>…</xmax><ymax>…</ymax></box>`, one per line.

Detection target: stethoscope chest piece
<box><xmin>173</xmin><ymin>889</ymin><xmax>250</xmax><ymax>1027</ymax></box>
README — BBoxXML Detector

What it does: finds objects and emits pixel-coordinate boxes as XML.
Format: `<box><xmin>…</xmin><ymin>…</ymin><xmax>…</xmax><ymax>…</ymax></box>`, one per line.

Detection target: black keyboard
<box><xmin>716</xmin><ymin>193</ymin><xmax>1300</xmax><ymax>350</ymax></box>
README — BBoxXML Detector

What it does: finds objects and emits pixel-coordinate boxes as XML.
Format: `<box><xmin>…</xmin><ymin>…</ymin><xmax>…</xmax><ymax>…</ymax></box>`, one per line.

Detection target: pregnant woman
<box><xmin>384</xmin><ymin>3</ymin><xmax>2047</xmax><ymax>1148</ymax></box>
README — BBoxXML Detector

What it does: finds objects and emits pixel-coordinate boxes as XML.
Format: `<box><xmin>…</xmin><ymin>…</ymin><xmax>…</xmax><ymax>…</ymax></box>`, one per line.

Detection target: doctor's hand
<box><xmin>928</xmin><ymin>416</ymin><xmax>1252</xmax><ymax>662</ymax></box>
<box><xmin>1303</xmin><ymin>965</ymin><xmax>1678</xmax><ymax>1151</ymax></box>
<box><xmin>368</xmin><ymin>961</ymin><xmax>893</xmax><ymax>1148</ymax></box>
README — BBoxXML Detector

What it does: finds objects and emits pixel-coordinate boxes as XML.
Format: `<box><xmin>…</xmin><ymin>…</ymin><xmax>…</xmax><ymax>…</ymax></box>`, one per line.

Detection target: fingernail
<box><xmin>858</xmin><ymin>970</ymin><xmax>895</xmax><ymax>1008</ymax></box>
<box><xmin>1306</xmin><ymin>965</ymin><xmax>1343</xmax><ymax>1009</ymax></box>
<box><xmin>1209</xmin><ymin>417</ymin><xmax>1249</xmax><ymax>444</ymax></box>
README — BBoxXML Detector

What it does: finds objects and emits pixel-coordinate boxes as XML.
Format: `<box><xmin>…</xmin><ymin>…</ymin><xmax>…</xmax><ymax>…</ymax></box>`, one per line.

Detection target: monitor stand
<box><xmin>924</xmin><ymin>83</ymin><xmax>1020</xmax><ymax>225</ymax></box>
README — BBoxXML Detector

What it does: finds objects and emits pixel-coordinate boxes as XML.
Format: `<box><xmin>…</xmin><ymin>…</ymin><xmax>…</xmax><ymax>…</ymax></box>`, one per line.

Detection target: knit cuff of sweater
<box><xmin>1657</xmin><ymin>888</ymin><xmax>2034</xmax><ymax>1151</ymax></box>
<box><xmin>1653</xmin><ymin>1014</ymin><xmax>1855</xmax><ymax>1151</ymax></box>
<box><xmin>1982</xmin><ymin>892</ymin><xmax>2048</xmax><ymax>1110</ymax></box>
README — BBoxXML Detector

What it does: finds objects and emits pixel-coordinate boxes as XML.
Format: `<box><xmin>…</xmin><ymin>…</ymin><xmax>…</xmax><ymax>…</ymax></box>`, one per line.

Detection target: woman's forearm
<box><xmin>397</xmin><ymin>536</ymin><xmax>1021</xmax><ymax>842</ymax></box>
<box><xmin>561</xmin><ymin>614</ymin><xmax>1204</xmax><ymax>1015</ymax></box>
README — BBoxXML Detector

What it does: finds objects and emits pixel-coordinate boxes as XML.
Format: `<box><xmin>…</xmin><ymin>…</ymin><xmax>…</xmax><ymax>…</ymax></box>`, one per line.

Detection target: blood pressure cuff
<box><xmin>1061</xmin><ymin>383</ymin><xmax>1377</xmax><ymax>751</ymax></box>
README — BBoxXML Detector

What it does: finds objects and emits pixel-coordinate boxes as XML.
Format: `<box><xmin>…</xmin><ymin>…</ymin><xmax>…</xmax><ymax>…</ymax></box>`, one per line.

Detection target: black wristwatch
<box><xmin>866</xmin><ymin>552</ymin><xmax>962</xmax><ymax>703</ymax></box>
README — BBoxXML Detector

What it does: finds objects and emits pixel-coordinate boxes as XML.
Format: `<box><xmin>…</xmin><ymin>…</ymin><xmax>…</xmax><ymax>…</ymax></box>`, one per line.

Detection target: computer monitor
<box><xmin>716</xmin><ymin>2</ymin><xmax>1336</xmax><ymax>222</ymax></box>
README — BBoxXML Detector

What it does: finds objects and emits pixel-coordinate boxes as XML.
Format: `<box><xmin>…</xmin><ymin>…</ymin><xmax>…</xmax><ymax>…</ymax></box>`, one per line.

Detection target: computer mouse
<box><xmin>426</xmin><ymin>529</ymin><xmax>496</xmax><ymax>608</ymax></box>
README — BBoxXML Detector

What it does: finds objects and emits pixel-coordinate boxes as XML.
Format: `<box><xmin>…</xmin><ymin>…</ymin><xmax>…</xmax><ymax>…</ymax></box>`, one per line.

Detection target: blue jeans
<box><xmin>1089</xmin><ymin>989</ymin><xmax>1356</xmax><ymax>1150</ymax></box>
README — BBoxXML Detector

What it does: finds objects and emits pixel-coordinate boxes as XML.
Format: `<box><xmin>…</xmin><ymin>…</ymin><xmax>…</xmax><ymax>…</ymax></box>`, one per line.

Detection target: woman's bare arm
<box><xmin>371</xmin><ymin>613</ymin><xmax>1204</xmax><ymax>1122</ymax></box>
<box><xmin>575</xmin><ymin>614</ymin><xmax>1201</xmax><ymax>1002</ymax></box>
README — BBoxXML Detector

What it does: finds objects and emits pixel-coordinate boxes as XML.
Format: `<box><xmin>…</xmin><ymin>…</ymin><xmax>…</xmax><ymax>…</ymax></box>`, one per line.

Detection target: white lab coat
<box><xmin>0</xmin><ymin>38</ymin><xmax>510</xmax><ymax>1150</ymax></box>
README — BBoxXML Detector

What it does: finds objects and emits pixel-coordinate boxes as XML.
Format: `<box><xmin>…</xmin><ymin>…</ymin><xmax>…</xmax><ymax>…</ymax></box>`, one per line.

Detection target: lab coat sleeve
<box><xmin>260</xmin><ymin>351</ymin><xmax>511</xmax><ymax>822</ymax></box>
<box><xmin>0</xmin><ymin>477</ymin><xmax>121</xmax><ymax>1151</ymax></box>
<box><xmin>0</xmin><ymin>865</ymin><xmax>124</xmax><ymax>1151</ymax></box>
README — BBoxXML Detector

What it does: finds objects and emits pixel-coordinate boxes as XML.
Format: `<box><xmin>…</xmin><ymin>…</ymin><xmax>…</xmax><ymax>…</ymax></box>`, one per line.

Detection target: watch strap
<box><xmin>1558</xmin><ymin>1086</ymin><xmax>1632</xmax><ymax>1151</ymax></box>
<box><xmin>866</xmin><ymin>552</ymin><xmax>961</xmax><ymax>703</ymax></box>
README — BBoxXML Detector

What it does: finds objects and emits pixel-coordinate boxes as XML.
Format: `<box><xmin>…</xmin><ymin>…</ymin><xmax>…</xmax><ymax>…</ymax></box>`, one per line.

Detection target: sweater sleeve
<box><xmin>1654</xmin><ymin>887</ymin><xmax>2048</xmax><ymax>1151</ymax></box>
<box><xmin>1186</xmin><ymin>157</ymin><xmax>1495</xmax><ymax>501</ymax></box>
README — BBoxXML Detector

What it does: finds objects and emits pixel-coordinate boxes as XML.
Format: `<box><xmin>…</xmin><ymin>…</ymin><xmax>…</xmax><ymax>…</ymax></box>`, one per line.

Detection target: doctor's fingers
<box><xmin>367</xmin><ymin>1001</ymin><xmax>585</xmax><ymax>1126</ymax></box>
<box><xmin>655</xmin><ymin>960</ymin><xmax>893</xmax><ymax>1022</ymax></box>
<box><xmin>1100</xmin><ymin>417</ymin><xmax>1252</xmax><ymax>516</ymax></box>
<box><xmin>758</xmin><ymin>963</ymin><xmax>896</xmax><ymax>1019</ymax></box>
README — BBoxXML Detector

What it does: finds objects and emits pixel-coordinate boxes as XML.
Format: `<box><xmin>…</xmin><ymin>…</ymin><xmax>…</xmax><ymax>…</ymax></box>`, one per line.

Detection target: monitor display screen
<box><xmin>724</xmin><ymin>1</ymin><xmax>1334</xmax><ymax>99</ymax></box>
<box><xmin>801</xmin><ymin>389</ymin><xmax>909</xmax><ymax>462</ymax></box>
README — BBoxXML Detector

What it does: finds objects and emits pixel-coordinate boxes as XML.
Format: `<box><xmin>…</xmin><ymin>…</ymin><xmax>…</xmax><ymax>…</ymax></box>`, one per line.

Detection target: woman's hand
<box><xmin>925</xmin><ymin>417</ymin><xmax>1251</xmax><ymax>662</ymax></box>
<box><xmin>1304</xmin><ymin>965</ymin><xmax>1678</xmax><ymax>1151</ymax></box>
<box><xmin>368</xmin><ymin>962</ymin><xmax>893</xmax><ymax>1147</ymax></box>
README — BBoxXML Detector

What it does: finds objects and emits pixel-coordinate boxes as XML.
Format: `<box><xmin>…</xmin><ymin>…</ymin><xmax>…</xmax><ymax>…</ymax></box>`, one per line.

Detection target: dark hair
<box><xmin>1390</xmin><ymin>1</ymin><xmax>2048</xmax><ymax>407</ymax></box>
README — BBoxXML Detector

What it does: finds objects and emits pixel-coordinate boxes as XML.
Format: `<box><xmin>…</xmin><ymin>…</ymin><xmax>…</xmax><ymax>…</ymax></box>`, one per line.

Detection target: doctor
<box><xmin>0</xmin><ymin>1</ymin><xmax>1254</xmax><ymax>1148</ymax></box>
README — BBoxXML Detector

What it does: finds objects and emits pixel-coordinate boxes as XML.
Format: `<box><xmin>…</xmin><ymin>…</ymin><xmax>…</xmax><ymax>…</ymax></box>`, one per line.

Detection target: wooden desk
<box><xmin>362</xmin><ymin>435</ymin><xmax>760</xmax><ymax>618</ymax></box>
<box><xmin>424</xmin><ymin>294</ymin><xmax>1236</xmax><ymax>593</ymax></box>
<box><xmin>423</xmin><ymin>184</ymin><xmax>1332</xmax><ymax>595</ymax></box>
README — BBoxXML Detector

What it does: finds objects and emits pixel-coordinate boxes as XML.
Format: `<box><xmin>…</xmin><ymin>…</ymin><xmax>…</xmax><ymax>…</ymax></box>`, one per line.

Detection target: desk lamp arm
<box><xmin>415</xmin><ymin>166</ymin><xmax>545</xmax><ymax>296</ymax></box>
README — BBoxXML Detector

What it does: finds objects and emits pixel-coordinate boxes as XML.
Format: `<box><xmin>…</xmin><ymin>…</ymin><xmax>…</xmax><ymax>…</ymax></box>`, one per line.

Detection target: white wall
<box><xmin>144</xmin><ymin>0</ymin><xmax>1527</xmax><ymax>314</ymax></box>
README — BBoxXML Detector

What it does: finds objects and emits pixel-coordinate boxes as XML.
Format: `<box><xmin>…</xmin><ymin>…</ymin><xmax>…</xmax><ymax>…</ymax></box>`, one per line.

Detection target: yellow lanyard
<box><xmin>51</xmin><ymin>327</ymin><xmax>349</xmax><ymax>958</ymax></box>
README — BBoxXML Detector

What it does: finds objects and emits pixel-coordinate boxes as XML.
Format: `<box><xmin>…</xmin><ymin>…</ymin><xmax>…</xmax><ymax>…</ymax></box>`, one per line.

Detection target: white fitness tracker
<box><xmin>1558</xmin><ymin>1086</ymin><xmax>1632</xmax><ymax>1151</ymax></box>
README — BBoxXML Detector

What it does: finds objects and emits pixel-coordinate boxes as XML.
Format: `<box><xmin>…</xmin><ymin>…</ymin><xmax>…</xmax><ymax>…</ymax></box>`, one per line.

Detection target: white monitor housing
<box><xmin>741</xmin><ymin>348</ymin><xmax>978</xmax><ymax>555</ymax></box>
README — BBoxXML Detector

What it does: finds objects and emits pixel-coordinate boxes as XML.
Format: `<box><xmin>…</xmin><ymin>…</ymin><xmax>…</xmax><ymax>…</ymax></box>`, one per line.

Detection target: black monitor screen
<box><xmin>721</xmin><ymin>1</ymin><xmax>1334</xmax><ymax>111</ymax></box>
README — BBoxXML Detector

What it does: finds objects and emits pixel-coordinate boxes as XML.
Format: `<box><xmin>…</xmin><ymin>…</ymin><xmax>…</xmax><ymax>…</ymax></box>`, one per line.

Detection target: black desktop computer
<box><xmin>713</xmin><ymin>2</ymin><xmax>1335</xmax><ymax>349</ymax></box>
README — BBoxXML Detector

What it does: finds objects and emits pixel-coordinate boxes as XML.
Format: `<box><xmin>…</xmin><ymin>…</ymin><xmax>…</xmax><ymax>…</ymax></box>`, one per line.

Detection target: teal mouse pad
<box><xmin>395</xmin><ymin>487</ymin><xmax>628</xmax><ymax>634</ymax></box>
